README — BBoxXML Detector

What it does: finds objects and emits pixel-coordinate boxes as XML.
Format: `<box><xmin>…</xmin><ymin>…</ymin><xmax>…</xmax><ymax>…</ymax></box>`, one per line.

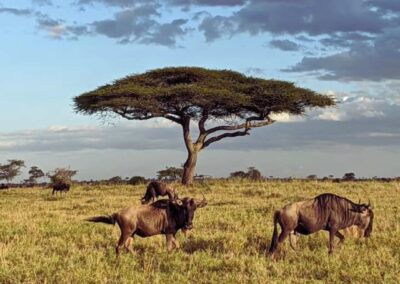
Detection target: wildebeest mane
<box><xmin>314</xmin><ymin>193</ymin><xmax>366</xmax><ymax>227</ymax></box>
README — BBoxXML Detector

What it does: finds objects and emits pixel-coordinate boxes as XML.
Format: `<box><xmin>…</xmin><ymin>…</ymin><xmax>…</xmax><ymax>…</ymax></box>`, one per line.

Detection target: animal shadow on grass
<box><xmin>245</xmin><ymin>234</ymin><xmax>270</xmax><ymax>256</ymax></box>
<box><xmin>209</xmin><ymin>200</ymin><xmax>240</xmax><ymax>207</ymax></box>
<box><xmin>182</xmin><ymin>237</ymin><xmax>226</xmax><ymax>254</ymax></box>
<box><xmin>43</xmin><ymin>195</ymin><xmax>62</xmax><ymax>201</ymax></box>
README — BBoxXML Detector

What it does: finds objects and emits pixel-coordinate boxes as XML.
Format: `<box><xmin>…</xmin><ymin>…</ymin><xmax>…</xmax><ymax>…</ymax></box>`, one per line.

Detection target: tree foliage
<box><xmin>74</xmin><ymin>67</ymin><xmax>335</xmax><ymax>185</ymax></box>
<box><xmin>47</xmin><ymin>168</ymin><xmax>78</xmax><ymax>185</ymax></box>
<box><xmin>28</xmin><ymin>166</ymin><xmax>45</xmax><ymax>183</ymax></box>
<box><xmin>0</xmin><ymin>160</ymin><xmax>25</xmax><ymax>183</ymax></box>
<box><xmin>230</xmin><ymin>167</ymin><xmax>262</xmax><ymax>180</ymax></box>
<box><xmin>128</xmin><ymin>176</ymin><xmax>146</xmax><ymax>185</ymax></box>
<box><xmin>157</xmin><ymin>166</ymin><xmax>184</xmax><ymax>181</ymax></box>
<box><xmin>74</xmin><ymin>67</ymin><xmax>334</xmax><ymax>121</ymax></box>
<box><xmin>343</xmin><ymin>172</ymin><xmax>356</xmax><ymax>181</ymax></box>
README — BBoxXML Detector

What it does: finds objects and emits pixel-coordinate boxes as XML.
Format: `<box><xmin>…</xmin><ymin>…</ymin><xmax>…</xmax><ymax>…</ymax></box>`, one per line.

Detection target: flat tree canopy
<box><xmin>74</xmin><ymin>67</ymin><xmax>335</xmax><ymax>185</ymax></box>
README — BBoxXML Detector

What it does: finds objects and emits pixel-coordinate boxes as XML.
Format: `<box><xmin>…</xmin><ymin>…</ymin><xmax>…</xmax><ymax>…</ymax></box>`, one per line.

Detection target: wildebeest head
<box><xmin>350</xmin><ymin>200</ymin><xmax>374</xmax><ymax>237</ymax></box>
<box><xmin>174</xmin><ymin>195</ymin><xmax>207</xmax><ymax>230</ymax></box>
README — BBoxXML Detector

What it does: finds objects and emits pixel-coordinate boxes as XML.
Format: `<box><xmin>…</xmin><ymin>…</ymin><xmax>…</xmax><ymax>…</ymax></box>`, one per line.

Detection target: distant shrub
<box><xmin>128</xmin><ymin>176</ymin><xmax>146</xmax><ymax>185</ymax></box>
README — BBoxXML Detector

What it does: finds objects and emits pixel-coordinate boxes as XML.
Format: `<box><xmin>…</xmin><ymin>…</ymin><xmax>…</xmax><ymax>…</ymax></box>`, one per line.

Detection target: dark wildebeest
<box><xmin>52</xmin><ymin>183</ymin><xmax>70</xmax><ymax>195</ymax></box>
<box><xmin>141</xmin><ymin>181</ymin><xmax>177</xmax><ymax>204</ymax></box>
<box><xmin>0</xmin><ymin>184</ymin><xmax>9</xmax><ymax>190</ymax></box>
<box><xmin>269</xmin><ymin>193</ymin><xmax>374</xmax><ymax>256</ymax></box>
<box><xmin>86</xmin><ymin>195</ymin><xmax>207</xmax><ymax>257</ymax></box>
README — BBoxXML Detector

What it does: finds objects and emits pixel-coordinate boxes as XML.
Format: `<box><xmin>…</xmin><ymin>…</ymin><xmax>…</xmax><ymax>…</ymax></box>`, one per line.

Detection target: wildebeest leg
<box><xmin>116</xmin><ymin>231</ymin><xmax>133</xmax><ymax>257</ymax></box>
<box><xmin>166</xmin><ymin>234</ymin><xmax>175</xmax><ymax>252</ymax></box>
<box><xmin>124</xmin><ymin>236</ymin><xmax>135</xmax><ymax>254</ymax></box>
<box><xmin>289</xmin><ymin>232</ymin><xmax>298</xmax><ymax>251</ymax></box>
<box><xmin>172</xmin><ymin>234</ymin><xmax>180</xmax><ymax>249</ymax></box>
<box><xmin>278</xmin><ymin>229</ymin><xmax>290</xmax><ymax>245</ymax></box>
<box><xmin>328</xmin><ymin>228</ymin><xmax>338</xmax><ymax>254</ymax></box>
<box><xmin>335</xmin><ymin>231</ymin><xmax>345</xmax><ymax>244</ymax></box>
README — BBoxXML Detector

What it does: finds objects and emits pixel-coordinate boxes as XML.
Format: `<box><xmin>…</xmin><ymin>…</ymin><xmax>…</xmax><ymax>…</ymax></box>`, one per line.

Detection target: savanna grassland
<box><xmin>0</xmin><ymin>180</ymin><xmax>399</xmax><ymax>283</ymax></box>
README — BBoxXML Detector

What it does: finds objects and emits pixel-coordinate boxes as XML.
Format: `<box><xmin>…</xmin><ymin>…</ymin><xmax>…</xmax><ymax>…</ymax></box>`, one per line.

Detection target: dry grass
<box><xmin>0</xmin><ymin>180</ymin><xmax>399</xmax><ymax>283</ymax></box>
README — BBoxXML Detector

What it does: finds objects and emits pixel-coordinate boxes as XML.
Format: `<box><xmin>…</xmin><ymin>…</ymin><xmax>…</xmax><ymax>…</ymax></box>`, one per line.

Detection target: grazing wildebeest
<box><xmin>86</xmin><ymin>195</ymin><xmax>207</xmax><ymax>257</ymax></box>
<box><xmin>141</xmin><ymin>181</ymin><xmax>177</xmax><ymax>204</ymax></box>
<box><xmin>269</xmin><ymin>193</ymin><xmax>374</xmax><ymax>256</ymax></box>
<box><xmin>52</xmin><ymin>182</ymin><xmax>70</xmax><ymax>195</ymax></box>
<box><xmin>0</xmin><ymin>184</ymin><xmax>9</xmax><ymax>190</ymax></box>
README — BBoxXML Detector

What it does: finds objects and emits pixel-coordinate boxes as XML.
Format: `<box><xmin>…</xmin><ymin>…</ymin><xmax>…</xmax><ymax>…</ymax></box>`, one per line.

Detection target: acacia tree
<box><xmin>74</xmin><ymin>67</ymin><xmax>334</xmax><ymax>185</ymax></box>
<box><xmin>47</xmin><ymin>168</ymin><xmax>78</xmax><ymax>185</ymax></box>
<box><xmin>0</xmin><ymin>160</ymin><xmax>25</xmax><ymax>184</ymax></box>
<box><xmin>28</xmin><ymin>166</ymin><xmax>45</xmax><ymax>184</ymax></box>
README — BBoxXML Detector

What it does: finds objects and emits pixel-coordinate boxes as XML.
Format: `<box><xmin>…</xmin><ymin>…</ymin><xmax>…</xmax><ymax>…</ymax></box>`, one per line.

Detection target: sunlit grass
<box><xmin>0</xmin><ymin>180</ymin><xmax>399</xmax><ymax>283</ymax></box>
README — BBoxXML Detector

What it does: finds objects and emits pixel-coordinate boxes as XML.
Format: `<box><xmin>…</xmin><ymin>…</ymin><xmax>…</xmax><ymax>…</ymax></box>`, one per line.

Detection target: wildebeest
<box><xmin>0</xmin><ymin>184</ymin><xmax>9</xmax><ymax>190</ymax></box>
<box><xmin>269</xmin><ymin>193</ymin><xmax>374</xmax><ymax>256</ymax></box>
<box><xmin>86</xmin><ymin>195</ymin><xmax>207</xmax><ymax>256</ymax></box>
<box><xmin>52</xmin><ymin>182</ymin><xmax>70</xmax><ymax>195</ymax></box>
<box><xmin>141</xmin><ymin>181</ymin><xmax>177</xmax><ymax>204</ymax></box>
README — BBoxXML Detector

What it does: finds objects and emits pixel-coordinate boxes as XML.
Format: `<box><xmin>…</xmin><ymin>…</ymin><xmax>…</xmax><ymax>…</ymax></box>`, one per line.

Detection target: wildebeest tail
<box><xmin>86</xmin><ymin>213</ymin><xmax>117</xmax><ymax>225</ymax></box>
<box><xmin>268</xmin><ymin>210</ymin><xmax>280</xmax><ymax>255</ymax></box>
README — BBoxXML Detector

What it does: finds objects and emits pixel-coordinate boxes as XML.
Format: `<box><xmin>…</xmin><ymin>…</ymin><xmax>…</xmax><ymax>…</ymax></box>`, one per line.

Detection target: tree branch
<box><xmin>115</xmin><ymin>109</ymin><xmax>154</xmax><ymax>120</ymax></box>
<box><xmin>198</xmin><ymin>111</ymin><xmax>208</xmax><ymax>134</ymax></box>
<box><xmin>202</xmin><ymin>130</ymin><xmax>250</xmax><ymax>149</ymax></box>
<box><xmin>201</xmin><ymin>116</ymin><xmax>275</xmax><ymax>149</ymax></box>
<box><xmin>205</xmin><ymin>115</ymin><xmax>274</xmax><ymax>135</ymax></box>
<box><xmin>164</xmin><ymin>114</ymin><xmax>182</xmax><ymax>124</ymax></box>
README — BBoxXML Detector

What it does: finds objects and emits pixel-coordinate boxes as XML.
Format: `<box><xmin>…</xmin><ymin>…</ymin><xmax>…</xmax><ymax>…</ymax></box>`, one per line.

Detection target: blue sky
<box><xmin>1</xmin><ymin>0</ymin><xmax>399</xmax><ymax>180</ymax></box>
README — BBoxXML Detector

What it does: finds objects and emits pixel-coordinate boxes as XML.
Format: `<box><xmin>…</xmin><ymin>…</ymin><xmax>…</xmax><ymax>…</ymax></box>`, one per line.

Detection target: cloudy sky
<box><xmin>0</xmin><ymin>0</ymin><xmax>399</xmax><ymax>180</ymax></box>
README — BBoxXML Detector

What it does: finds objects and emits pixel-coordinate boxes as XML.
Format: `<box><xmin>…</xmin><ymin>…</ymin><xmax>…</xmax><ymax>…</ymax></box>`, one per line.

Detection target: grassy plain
<box><xmin>0</xmin><ymin>180</ymin><xmax>399</xmax><ymax>283</ymax></box>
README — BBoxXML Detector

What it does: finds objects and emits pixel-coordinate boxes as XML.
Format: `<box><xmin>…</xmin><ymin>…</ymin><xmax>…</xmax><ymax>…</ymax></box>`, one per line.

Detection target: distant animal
<box><xmin>86</xmin><ymin>195</ymin><xmax>207</xmax><ymax>257</ymax></box>
<box><xmin>0</xmin><ymin>184</ymin><xmax>9</xmax><ymax>190</ymax></box>
<box><xmin>52</xmin><ymin>183</ymin><xmax>70</xmax><ymax>195</ymax></box>
<box><xmin>269</xmin><ymin>193</ymin><xmax>374</xmax><ymax>256</ymax></box>
<box><xmin>141</xmin><ymin>181</ymin><xmax>178</xmax><ymax>204</ymax></box>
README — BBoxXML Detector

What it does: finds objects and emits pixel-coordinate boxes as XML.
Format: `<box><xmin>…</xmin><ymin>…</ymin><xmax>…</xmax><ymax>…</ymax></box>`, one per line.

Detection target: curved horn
<box><xmin>196</xmin><ymin>194</ymin><xmax>207</xmax><ymax>208</ymax></box>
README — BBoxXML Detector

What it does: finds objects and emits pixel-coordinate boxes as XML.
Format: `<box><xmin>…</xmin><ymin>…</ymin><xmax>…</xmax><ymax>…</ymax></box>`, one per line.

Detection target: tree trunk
<box><xmin>182</xmin><ymin>149</ymin><xmax>198</xmax><ymax>185</ymax></box>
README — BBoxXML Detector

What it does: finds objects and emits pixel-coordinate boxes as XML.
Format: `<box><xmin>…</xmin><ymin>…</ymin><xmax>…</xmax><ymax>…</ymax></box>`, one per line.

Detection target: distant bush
<box><xmin>128</xmin><ymin>176</ymin><xmax>146</xmax><ymax>185</ymax></box>
<box><xmin>229</xmin><ymin>167</ymin><xmax>263</xmax><ymax>181</ymax></box>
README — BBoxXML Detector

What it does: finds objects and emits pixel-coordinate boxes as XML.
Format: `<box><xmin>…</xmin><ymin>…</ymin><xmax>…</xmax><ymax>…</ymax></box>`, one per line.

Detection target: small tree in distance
<box><xmin>307</xmin><ymin>174</ymin><xmax>317</xmax><ymax>180</ymax></box>
<box><xmin>230</xmin><ymin>171</ymin><xmax>247</xmax><ymax>179</ymax></box>
<box><xmin>247</xmin><ymin>167</ymin><xmax>262</xmax><ymax>180</ymax></box>
<box><xmin>157</xmin><ymin>166</ymin><xmax>184</xmax><ymax>181</ymax></box>
<box><xmin>128</xmin><ymin>176</ymin><xmax>146</xmax><ymax>185</ymax></box>
<box><xmin>230</xmin><ymin>167</ymin><xmax>262</xmax><ymax>180</ymax></box>
<box><xmin>342</xmin><ymin>172</ymin><xmax>356</xmax><ymax>181</ymax></box>
<box><xmin>74</xmin><ymin>67</ymin><xmax>335</xmax><ymax>185</ymax></box>
<box><xmin>108</xmin><ymin>176</ymin><xmax>124</xmax><ymax>184</ymax></box>
<box><xmin>0</xmin><ymin>160</ymin><xmax>25</xmax><ymax>184</ymax></box>
<box><xmin>28</xmin><ymin>166</ymin><xmax>45</xmax><ymax>184</ymax></box>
